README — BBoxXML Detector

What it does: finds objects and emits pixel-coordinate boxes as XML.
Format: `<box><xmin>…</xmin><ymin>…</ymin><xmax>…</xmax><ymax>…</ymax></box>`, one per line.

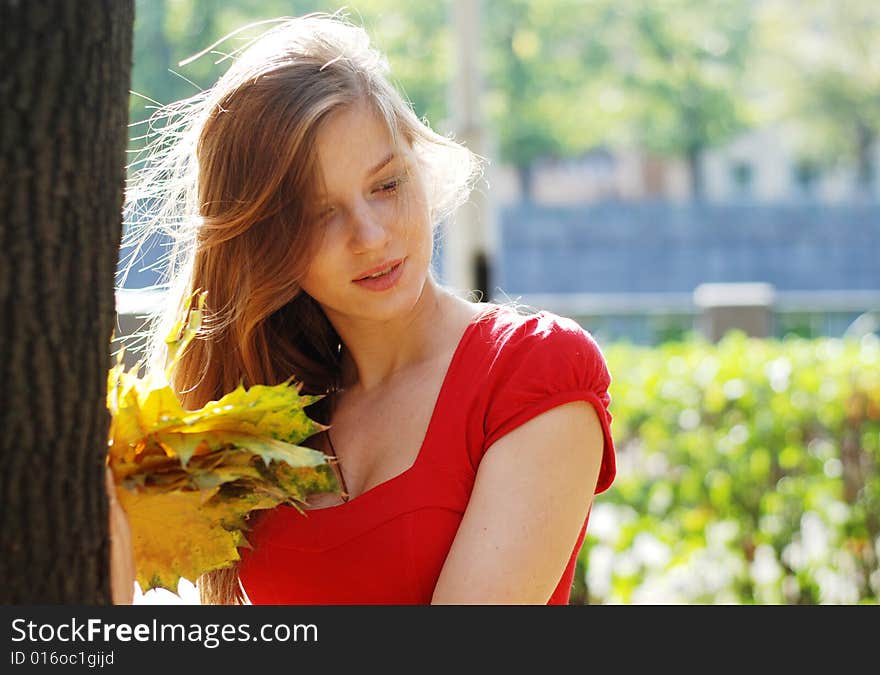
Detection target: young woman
<box><xmin>113</xmin><ymin>13</ymin><xmax>616</xmax><ymax>605</ymax></box>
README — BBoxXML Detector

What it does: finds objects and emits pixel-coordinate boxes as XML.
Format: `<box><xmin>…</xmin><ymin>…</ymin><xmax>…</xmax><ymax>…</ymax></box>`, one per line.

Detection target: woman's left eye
<box><xmin>375</xmin><ymin>178</ymin><xmax>400</xmax><ymax>194</ymax></box>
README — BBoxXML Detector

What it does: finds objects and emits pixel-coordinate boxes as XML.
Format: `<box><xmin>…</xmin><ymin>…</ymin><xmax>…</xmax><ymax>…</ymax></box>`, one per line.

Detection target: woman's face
<box><xmin>299</xmin><ymin>102</ymin><xmax>434</xmax><ymax>324</ymax></box>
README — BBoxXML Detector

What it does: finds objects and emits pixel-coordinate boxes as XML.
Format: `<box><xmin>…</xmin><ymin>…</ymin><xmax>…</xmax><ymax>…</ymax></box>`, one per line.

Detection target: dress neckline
<box><xmin>293</xmin><ymin>302</ymin><xmax>501</xmax><ymax>515</ymax></box>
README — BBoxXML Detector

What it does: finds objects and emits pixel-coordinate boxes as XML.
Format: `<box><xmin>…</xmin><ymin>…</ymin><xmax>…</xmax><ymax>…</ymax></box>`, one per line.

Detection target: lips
<box><xmin>353</xmin><ymin>258</ymin><xmax>405</xmax><ymax>281</ymax></box>
<box><xmin>352</xmin><ymin>258</ymin><xmax>405</xmax><ymax>291</ymax></box>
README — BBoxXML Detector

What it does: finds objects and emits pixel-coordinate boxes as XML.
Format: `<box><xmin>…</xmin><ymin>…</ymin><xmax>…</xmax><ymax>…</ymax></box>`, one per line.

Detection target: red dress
<box><xmin>238</xmin><ymin>305</ymin><xmax>617</xmax><ymax>604</ymax></box>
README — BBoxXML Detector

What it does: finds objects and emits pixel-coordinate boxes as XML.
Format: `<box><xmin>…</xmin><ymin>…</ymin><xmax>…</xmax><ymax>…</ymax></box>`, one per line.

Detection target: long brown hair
<box><xmin>120</xmin><ymin>13</ymin><xmax>481</xmax><ymax>604</ymax></box>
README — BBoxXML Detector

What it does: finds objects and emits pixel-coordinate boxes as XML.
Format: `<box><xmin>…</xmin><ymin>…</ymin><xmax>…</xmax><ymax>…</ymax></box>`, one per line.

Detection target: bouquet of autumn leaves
<box><xmin>106</xmin><ymin>290</ymin><xmax>339</xmax><ymax>595</ymax></box>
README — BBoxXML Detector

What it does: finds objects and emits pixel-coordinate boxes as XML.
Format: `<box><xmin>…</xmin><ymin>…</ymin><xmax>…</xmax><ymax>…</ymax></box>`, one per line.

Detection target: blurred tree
<box><xmin>129</xmin><ymin>0</ymin><xmax>625</xmax><ymax>203</ymax></box>
<box><xmin>129</xmin><ymin>0</ymin><xmax>450</xmax><ymax>138</ymax></box>
<box><xmin>131</xmin><ymin>0</ymin><xmax>171</xmax><ymax>112</ymax></box>
<box><xmin>483</xmin><ymin>0</ymin><xmax>617</xmax><ymax>201</ymax></box>
<box><xmin>756</xmin><ymin>0</ymin><xmax>880</xmax><ymax>198</ymax></box>
<box><xmin>606</xmin><ymin>0</ymin><xmax>754</xmax><ymax>200</ymax></box>
<box><xmin>130</xmin><ymin>0</ymin><xmax>223</xmax><ymax>135</ymax></box>
<box><xmin>128</xmin><ymin>1</ymin><xmax>880</xmax><ymax>204</ymax></box>
<box><xmin>0</xmin><ymin>0</ymin><xmax>134</xmax><ymax>603</ymax></box>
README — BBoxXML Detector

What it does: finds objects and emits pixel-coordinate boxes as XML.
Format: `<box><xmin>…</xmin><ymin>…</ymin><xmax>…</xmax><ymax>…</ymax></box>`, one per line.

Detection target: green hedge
<box><xmin>574</xmin><ymin>331</ymin><xmax>880</xmax><ymax>604</ymax></box>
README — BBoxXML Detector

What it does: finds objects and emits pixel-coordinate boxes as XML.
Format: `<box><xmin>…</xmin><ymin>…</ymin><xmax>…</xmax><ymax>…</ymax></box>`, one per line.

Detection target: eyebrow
<box><xmin>368</xmin><ymin>152</ymin><xmax>396</xmax><ymax>177</ymax></box>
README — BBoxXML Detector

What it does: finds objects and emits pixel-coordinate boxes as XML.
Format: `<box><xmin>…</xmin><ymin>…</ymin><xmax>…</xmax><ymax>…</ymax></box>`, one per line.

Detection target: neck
<box><xmin>332</xmin><ymin>279</ymin><xmax>460</xmax><ymax>394</ymax></box>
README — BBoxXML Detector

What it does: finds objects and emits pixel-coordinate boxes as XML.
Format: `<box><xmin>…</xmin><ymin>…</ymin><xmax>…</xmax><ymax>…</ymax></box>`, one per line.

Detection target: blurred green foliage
<box><xmin>754</xmin><ymin>0</ymin><xmax>880</xmax><ymax>195</ymax></box>
<box><xmin>602</xmin><ymin>0</ymin><xmax>754</xmax><ymax>198</ymax></box>
<box><xmin>130</xmin><ymin>0</ymin><xmax>880</xmax><ymax>200</ymax></box>
<box><xmin>573</xmin><ymin>331</ymin><xmax>880</xmax><ymax>604</ymax></box>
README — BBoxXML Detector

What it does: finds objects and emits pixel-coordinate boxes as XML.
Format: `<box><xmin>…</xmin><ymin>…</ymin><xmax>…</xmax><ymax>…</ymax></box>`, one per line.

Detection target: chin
<box><xmin>361</xmin><ymin>282</ymin><xmax>426</xmax><ymax>319</ymax></box>
<box><xmin>324</xmin><ymin>263</ymin><xmax>430</xmax><ymax>320</ymax></box>
<box><xmin>368</xmin><ymin>292</ymin><xmax>421</xmax><ymax>319</ymax></box>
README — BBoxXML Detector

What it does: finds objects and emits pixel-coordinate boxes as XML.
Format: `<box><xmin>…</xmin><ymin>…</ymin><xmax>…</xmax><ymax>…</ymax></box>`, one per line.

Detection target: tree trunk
<box><xmin>687</xmin><ymin>145</ymin><xmax>704</xmax><ymax>201</ymax></box>
<box><xmin>0</xmin><ymin>0</ymin><xmax>134</xmax><ymax>604</ymax></box>
<box><xmin>855</xmin><ymin>121</ymin><xmax>876</xmax><ymax>199</ymax></box>
<box><xmin>516</xmin><ymin>163</ymin><xmax>534</xmax><ymax>202</ymax></box>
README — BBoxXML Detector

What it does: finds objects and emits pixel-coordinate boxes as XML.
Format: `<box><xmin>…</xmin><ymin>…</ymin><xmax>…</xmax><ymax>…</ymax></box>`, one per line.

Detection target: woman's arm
<box><xmin>431</xmin><ymin>400</ymin><xmax>605</xmax><ymax>604</ymax></box>
<box><xmin>106</xmin><ymin>467</ymin><xmax>135</xmax><ymax>605</ymax></box>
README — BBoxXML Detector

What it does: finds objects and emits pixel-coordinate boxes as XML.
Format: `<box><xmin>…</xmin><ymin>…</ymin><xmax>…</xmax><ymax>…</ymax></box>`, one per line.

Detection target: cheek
<box><xmin>401</xmin><ymin>185</ymin><xmax>432</xmax><ymax>244</ymax></box>
<box><xmin>407</xmin><ymin>177</ymin><xmax>430</xmax><ymax>219</ymax></box>
<box><xmin>299</xmin><ymin>248</ymin><xmax>337</xmax><ymax>297</ymax></box>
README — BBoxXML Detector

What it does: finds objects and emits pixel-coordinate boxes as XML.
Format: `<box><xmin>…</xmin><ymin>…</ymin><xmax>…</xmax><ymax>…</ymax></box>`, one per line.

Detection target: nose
<box><xmin>348</xmin><ymin>200</ymin><xmax>391</xmax><ymax>253</ymax></box>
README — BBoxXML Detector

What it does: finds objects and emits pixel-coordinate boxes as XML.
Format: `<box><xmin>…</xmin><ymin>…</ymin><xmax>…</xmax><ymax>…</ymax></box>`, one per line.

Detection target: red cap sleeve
<box><xmin>478</xmin><ymin>312</ymin><xmax>616</xmax><ymax>494</ymax></box>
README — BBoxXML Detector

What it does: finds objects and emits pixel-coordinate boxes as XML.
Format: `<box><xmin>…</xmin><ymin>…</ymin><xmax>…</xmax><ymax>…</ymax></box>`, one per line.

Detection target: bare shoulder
<box><xmin>445</xmin><ymin>294</ymin><xmax>503</xmax><ymax>329</ymax></box>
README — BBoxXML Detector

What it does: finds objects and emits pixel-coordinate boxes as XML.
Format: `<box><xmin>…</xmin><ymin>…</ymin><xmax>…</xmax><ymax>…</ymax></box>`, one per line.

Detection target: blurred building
<box><xmin>702</xmin><ymin>123</ymin><xmax>880</xmax><ymax>204</ymax></box>
<box><xmin>490</xmin><ymin>148</ymin><xmax>691</xmax><ymax>205</ymax></box>
<box><xmin>491</xmin><ymin>123</ymin><xmax>880</xmax><ymax>206</ymax></box>
<box><xmin>462</xmin><ymin>122</ymin><xmax>879</xmax><ymax>345</ymax></box>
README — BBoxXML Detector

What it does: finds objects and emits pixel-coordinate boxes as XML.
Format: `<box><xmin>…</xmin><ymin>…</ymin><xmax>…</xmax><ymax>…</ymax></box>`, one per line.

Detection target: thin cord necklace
<box><xmin>325</xmin><ymin>429</ymin><xmax>350</xmax><ymax>502</ymax></box>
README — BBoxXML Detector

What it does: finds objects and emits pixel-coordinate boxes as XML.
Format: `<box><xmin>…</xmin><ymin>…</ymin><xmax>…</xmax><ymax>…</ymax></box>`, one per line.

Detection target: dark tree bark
<box><xmin>0</xmin><ymin>0</ymin><xmax>134</xmax><ymax>603</ymax></box>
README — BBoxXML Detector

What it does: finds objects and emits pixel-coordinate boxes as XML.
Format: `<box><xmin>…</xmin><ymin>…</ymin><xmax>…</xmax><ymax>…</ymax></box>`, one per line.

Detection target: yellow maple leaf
<box><xmin>118</xmin><ymin>486</ymin><xmax>269</xmax><ymax>594</ymax></box>
<box><xmin>107</xmin><ymin>289</ymin><xmax>339</xmax><ymax>595</ymax></box>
